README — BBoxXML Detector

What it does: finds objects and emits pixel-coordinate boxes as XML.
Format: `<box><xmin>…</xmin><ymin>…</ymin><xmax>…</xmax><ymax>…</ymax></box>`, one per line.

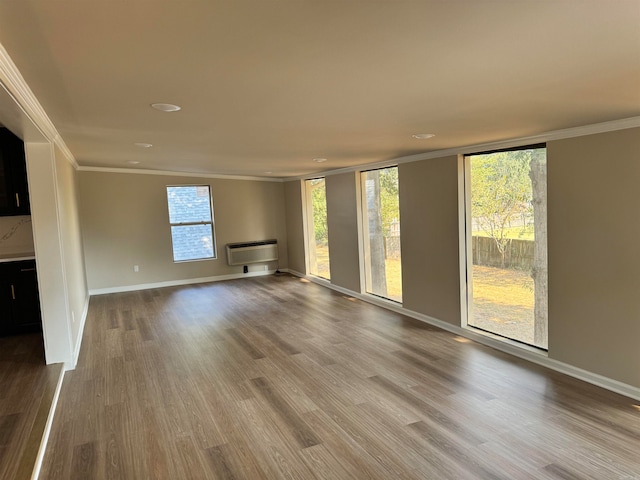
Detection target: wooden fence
<box><xmin>472</xmin><ymin>236</ymin><xmax>534</xmax><ymax>271</ymax></box>
<box><xmin>382</xmin><ymin>234</ymin><xmax>534</xmax><ymax>270</ymax></box>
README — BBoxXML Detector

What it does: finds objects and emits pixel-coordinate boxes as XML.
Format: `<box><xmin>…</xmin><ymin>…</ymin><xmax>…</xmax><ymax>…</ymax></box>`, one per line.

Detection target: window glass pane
<box><xmin>171</xmin><ymin>224</ymin><xmax>214</xmax><ymax>262</ymax></box>
<box><xmin>166</xmin><ymin>185</ymin><xmax>215</xmax><ymax>262</ymax></box>
<box><xmin>362</xmin><ymin>167</ymin><xmax>402</xmax><ymax>302</ymax></box>
<box><xmin>305</xmin><ymin>178</ymin><xmax>330</xmax><ymax>279</ymax></box>
<box><xmin>467</xmin><ymin>147</ymin><xmax>547</xmax><ymax>349</ymax></box>
<box><xmin>167</xmin><ymin>185</ymin><xmax>212</xmax><ymax>224</ymax></box>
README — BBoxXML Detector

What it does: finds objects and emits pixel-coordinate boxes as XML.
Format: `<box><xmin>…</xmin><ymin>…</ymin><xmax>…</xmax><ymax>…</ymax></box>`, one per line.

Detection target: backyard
<box><xmin>312</xmin><ymin>246</ymin><xmax>538</xmax><ymax>346</ymax></box>
<box><xmin>308</xmin><ymin>148</ymin><xmax>546</xmax><ymax>349</ymax></box>
<box><xmin>471</xmin><ymin>265</ymin><xmax>537</xmax><ymax>346</ymax></box>
<box><xmin>312</xmin><ymin>245</ymin><xmax>403</xmax><ymax>302</ymax></box>
<box><xmin>384</xmin><ymin>258</ymin><xmax>536</xmax><ymax>347</ymax></box>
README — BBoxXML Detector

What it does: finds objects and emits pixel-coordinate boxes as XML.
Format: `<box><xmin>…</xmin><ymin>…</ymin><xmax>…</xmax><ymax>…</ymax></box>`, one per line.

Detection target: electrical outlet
<box><xmin>264</xmin><ymin>265</ymin><xmax>268</xmax><ymax>271</ymax></box>
<box><xmin>134</xmin><ymin>264</ymin><xmax>139</xmax><ymax>273</ymax></box>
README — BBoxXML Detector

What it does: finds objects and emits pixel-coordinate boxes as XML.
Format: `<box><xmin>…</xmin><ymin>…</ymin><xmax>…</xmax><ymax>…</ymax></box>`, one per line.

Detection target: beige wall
<box><xmin>54</xmin><ymin>146</ymin><xmax>89</xmax><ymax>353</ymax></box>
<box><xmin>26</xmin><ymin>143</ymin><xmax>73</xmax><ymax>365</ymax></box>
<box><xmin>283</xmin><ymin>128</ymin><xmax>640</xmax><ymax>391</ymax></box>
<box><xmin>326</xmin><ymin>173</ymin><xmax>361</xmax><ymax>292</ymax></box>
<box><xmin>79</xmin><ymin>171</ymin><xmax>288</xmax><ymax>291</ymax></box>
<box><xmin>547</xmin><ymin>128</ymin><xmax>640</xmax><ymax>388</ymax></box>
<box><xmin>284</xmin><ymin>181</ymin><xmax>306</xmax><ymax>274</ymax></box>
<box><xmin>25</xmin><ymin>143</ymin><xmax>88</xmax><ymax>368</ymax></box>
<box><xmin>399</xmin><ymin>156</ymin><xmax>461</xmax><ymax>325</ymax></box>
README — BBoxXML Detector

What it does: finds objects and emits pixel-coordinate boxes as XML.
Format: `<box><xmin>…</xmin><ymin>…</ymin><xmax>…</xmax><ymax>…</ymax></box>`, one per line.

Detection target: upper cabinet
<box><xmin>0</xmin><ymin>128</ymin><xmax>30</xmax><ymax>216</ymax></box>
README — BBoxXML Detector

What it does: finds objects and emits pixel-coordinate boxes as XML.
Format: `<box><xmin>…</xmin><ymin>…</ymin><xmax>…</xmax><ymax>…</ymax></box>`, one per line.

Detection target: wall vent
<box><xmin>226</xmin><ymin>239</ymin><xmax>278</xmax><ymax>266</ymax></box>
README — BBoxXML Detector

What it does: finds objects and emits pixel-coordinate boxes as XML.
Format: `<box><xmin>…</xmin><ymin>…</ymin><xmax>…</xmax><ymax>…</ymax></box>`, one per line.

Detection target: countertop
<box><xmin>0</xmin><ymin>251</ymin><xmax>36</xmax><ymax>263</ymax></box>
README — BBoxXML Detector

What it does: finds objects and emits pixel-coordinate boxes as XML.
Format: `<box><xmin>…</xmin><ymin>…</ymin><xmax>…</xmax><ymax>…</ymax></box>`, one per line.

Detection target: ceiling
<box><xmin>0</xmin><ymin>0</ymin><xmax>638</xmax><ymax>178</ymax></box>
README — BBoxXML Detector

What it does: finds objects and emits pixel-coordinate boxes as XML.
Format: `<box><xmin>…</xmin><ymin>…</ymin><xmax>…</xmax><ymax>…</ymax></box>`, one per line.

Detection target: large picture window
<box><xmin>464</xmin><ymin>145</ymin><xmax>547</xmax><ymax>349</ymax></box>
<box><xmin>361</xmin><ymin>166</ymin><xmax>402</xmax><ymax>302</ymax></box>
<box><xmin>166</xmin><ymin>185</ymin><xmax>215</xmax><ymax>262</ymax></box>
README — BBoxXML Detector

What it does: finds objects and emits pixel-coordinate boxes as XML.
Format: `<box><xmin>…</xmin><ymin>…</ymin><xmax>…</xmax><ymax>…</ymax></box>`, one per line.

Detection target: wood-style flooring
<box><xmin>0</xmin><ymin>333</ymin><xmax>62</xmax><ymax>480</ymax></box>
<box><xmin>41</xmin><ymin>275</ymin><xmax>640</xmax><ymax>479</ymax></box>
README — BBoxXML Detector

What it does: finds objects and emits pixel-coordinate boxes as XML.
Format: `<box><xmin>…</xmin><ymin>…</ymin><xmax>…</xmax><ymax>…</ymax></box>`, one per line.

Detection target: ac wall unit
<box><xmin>226</xmin><ymin>239</ymin><xmax>278</xmax><ymax>266</ymax></box>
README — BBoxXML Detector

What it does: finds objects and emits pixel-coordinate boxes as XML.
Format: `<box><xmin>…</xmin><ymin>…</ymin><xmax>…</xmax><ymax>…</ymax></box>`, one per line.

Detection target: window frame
<box><xmin>166</xmin><ymin>184</ymin><xmax>217</xmax><ymax>263</ymax></box>
<box><xmin>302</xmin><ymin>177</ymin><xmax>331</xmax><ymax>280</ymax></box>
<box><xmin>460</xmin><ymin>144</ymin><xmax>548</xmax><ymax>351</ymax></box>
<box><xmin>359</xmin><ymin>165</ymin><xmax>402</xmax><ymax>304</ymax></box>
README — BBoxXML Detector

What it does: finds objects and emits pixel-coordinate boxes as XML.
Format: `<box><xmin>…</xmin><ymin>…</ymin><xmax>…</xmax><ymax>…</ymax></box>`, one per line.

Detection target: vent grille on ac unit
<box><xmin>226</xmin><ymin>239</ymin><xmax>278</xmax><ymax>266</ymax></box>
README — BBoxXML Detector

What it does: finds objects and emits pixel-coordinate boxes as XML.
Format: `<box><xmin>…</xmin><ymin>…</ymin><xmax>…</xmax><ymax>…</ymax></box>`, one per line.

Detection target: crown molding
<box><xmin>77</xmin><ymin>166</ymin><xmax>285</xmax><ymax>183</ymax></box>
<box><xmin>286</xmin><ymin>116</ymin><xmax>640</xmax><ymax>181</ymax></box>
<box><xmin>0</xmin><ymin>43</ymin><xmax>78</xmax><ymax>169</ymax></box>
<box><xmin>2</xmin><ymin>36</ymin><xmax>638</xmax><ymax>180</ymax></box>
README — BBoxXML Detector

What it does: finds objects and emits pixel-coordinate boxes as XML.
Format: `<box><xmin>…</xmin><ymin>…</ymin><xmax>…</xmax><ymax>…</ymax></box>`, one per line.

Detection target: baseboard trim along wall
<box><xmin>30</xmin><ymin>365</ymin><xmax>65</xmax><ymax>480</ymax></box>
<box><xmin>88</xmin><ymin>269</ymin><xmax>280</xmax><ymax>296</ymax></box>
<box><xmin>84</xmin><ymin>268</ymin><xmax>640</xmax><ymax>401</ymax></box>
<box><xmin>287</xmin><ymin>270</ymin><xmax>640</xmax><ymax>402</ymax></box>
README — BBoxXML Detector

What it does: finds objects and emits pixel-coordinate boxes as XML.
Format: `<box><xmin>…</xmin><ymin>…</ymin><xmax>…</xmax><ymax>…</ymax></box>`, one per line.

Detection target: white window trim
<box><xmin>166</xmin><ymin>184</ymin><xmax>217</xmax><ymax>263</ymax></box>
<box><xmin>458</xmin><ymin>149</ymin><xmax>548</xmax><ymax>352</ymax></box>
<box><xmin>359</xmin><ymin>166</ymin><xmax>402</xmax><ymax>304</ymax></box>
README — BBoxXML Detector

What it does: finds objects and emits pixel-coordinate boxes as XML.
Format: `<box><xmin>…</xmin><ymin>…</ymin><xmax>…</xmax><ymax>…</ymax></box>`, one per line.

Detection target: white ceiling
<box><xmin>0</xmin><ymin>0</ymin><xmax>638</xmax><ymax>178</ymax></box>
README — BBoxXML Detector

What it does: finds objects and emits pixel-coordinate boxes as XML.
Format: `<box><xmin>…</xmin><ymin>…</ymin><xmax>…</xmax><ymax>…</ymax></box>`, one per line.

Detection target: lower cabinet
<box><xmin>0</xmin><ymin>260</ymin><xmax>42</xmax><ymax>336</ymax></box>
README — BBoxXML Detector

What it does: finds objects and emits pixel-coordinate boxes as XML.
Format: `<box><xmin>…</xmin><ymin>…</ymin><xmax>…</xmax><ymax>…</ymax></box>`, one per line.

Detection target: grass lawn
<box><xmin>313</xmin><ymin>244</ymin><xmax>402</xmax><ymax>301</ymax></box>
<box><xmin>388</xmin><ymin>261</ymin><xmax>538</xmax><ymax>348</ymax></box>
<box><xmin>312</xmin><ymin>245</ymin><xmax>543</xmax><ymax>348</ymax></box>
<box><xmin>470</xmin><ymin>265</ymin><xmax>541</xmax><ymax>347</ymax></box>
<box><xmin>384</xmin><ymin>257</ymin><xmax>402</xmax><ymax>302</ymax></box>
<box><xmin>312</xmin><ymin>243</ymin><xmax>331</xmax><ymax>279</ymax></box>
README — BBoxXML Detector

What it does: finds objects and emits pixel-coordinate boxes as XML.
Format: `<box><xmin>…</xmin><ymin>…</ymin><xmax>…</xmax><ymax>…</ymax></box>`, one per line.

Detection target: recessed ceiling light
<box><xmin>151</xmin><ymin>103</ymin><xmax>181</xmax><ymax>112</ymax></box>
<box><xmin>126</xmin><ymin>160</ymin><xmax>141</xmax><ymax>165</ymax></box>
<box><xmin>313</xmin><ymin>158</ymin><xmax>328</xmax><ymax>163</ymax></box>
<box><xmin>412</xmin><ymin>133</ymin><xmax>435</xmax><ymax>139</ymax></box>
<box><xmin>133</xmin><ymin>142</ymin><xmax>153</xmax><ymax>148</ymax></box>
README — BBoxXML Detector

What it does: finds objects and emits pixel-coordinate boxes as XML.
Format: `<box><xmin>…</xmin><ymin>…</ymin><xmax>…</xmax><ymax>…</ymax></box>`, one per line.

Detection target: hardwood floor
<box><xmin>0</xmin><ymin>333</ymin><xmax>62</xmax><ymax>480</ymax></box>
<box><xmin>41</xmin><ymin>275</ymin><xmax>640</xmax><ymax>479</ymax></box>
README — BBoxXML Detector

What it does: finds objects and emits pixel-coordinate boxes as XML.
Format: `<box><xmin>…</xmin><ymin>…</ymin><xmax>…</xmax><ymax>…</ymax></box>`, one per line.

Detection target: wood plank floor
<box><xmin>0</xmin><ymin>333</ymin><xmax>62</xmax><ymax>480</ymax></box>
<box><xmin>41</xmin><ymin>275</ymin><xmax>640</xmax><ymax>479</ymax></box>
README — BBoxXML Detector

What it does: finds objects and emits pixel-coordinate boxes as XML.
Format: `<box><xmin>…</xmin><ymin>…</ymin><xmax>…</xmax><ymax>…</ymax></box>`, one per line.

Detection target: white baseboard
<box><xmin>89</xmin><ymin>269</ymin><xmax>279</xmax><ymax>296</ymax></box>
<box><xmin>288</xmin><ymin>271</ymin><xmax>640</xmax><ymax>402</ymax></box>
<box><xmin>30</xmin><ymin>365</ymin><xmax>65</xmax><ymax>480</ymax></box>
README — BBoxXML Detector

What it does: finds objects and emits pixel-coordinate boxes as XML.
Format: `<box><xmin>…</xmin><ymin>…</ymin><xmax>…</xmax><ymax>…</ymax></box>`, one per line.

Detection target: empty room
<box><xmin>0</xmin><ymin>1</ymin><xmax>639</xmax><ymax>479</ymax></box>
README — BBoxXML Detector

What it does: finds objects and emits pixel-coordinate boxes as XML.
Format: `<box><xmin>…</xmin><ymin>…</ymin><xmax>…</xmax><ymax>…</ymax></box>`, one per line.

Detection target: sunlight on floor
<box><xmin>454</xmin><ymin>337</ymin><xmax>471</xmax><ymax>343</ymax></box>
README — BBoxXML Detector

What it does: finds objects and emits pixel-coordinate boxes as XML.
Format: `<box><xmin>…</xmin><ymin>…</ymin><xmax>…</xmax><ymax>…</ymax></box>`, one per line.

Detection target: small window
<box><xmin>166</xmin><ymin>185</ymin><xmax>215</xmax><ymax>262</ymax></box>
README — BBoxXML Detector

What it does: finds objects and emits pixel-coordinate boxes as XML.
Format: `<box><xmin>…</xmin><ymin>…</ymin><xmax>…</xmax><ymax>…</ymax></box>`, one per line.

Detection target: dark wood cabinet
<box><xmin>0</xmin><ymin>260</ymin><xmax>42</xmax><ymax>336</ymax></box>
<box><xmin>0</xmin><ymin>128</ymin><xmax>30</xmax><ymax>216</ymax></box>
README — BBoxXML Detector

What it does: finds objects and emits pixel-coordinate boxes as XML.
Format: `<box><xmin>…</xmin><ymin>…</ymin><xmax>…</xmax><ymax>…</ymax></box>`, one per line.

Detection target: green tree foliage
<box><xmin>378</xmin><ymin>167</ymin><xmax>400</xmax><ymax>235</ymax></box>
<box><xmin>470</xmin><ymin>150</ymin><xmax>534</xmax><ymax>266</ymax></box>
<box><xmin>309</xmin><ymin>178</ymin><xmax>328</xmax><ymax>243</ymax></box>
<box><xmin>363</xmin><ymin>167</ymin><xmax>400</xmax><ymax>296</ymax></box>
<box><xmin>309</xmin><ymin>169</ymin><xmax>399</xmax><ymax>247</ymax></box>
<box><xmin>470</xmin><ymin>147</ymin><xmax>548</xmax><ymax>348</ymax></box>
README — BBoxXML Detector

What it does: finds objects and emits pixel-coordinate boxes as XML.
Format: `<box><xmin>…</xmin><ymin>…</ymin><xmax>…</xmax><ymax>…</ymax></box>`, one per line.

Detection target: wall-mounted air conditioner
<box><xmin>226</xmin><ymin>239</ymin><xmax>278</xmax><ymax>266</ymax></box>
